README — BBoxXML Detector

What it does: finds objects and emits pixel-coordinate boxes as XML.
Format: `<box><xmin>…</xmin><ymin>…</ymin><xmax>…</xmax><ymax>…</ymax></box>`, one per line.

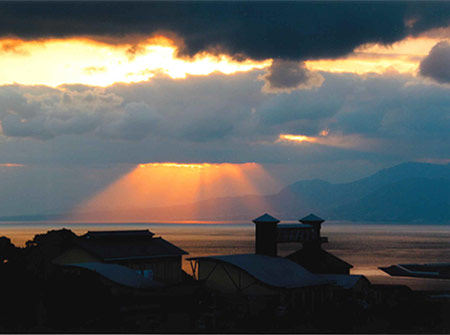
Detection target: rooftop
<box><xmin>77</xmin><ymin>233</ymin><xmax>188</xmax><ymax>261</ymax></box>
<box><xmin>188</xmin><ymin>253</ymin><xmax>328</xmax><ymax>289</ymax></box>
<box><xmin>287</xmin><ymin>248</ymin><xmax>353</xmax><ymax>270</ymax></box>
<box><xmin>299</xmin><ymin>213</ymin><xmax>325</xmax><ymax>223</ymax></box>
<box><xmin>84</xmin><ymin>229</ymin><xmax>155</xmax><ymax>239</ymax></box>
<box><xmin>253</xmin><ymin>213</ymin><xmax>280</xmax><ymax>224</ymax></box>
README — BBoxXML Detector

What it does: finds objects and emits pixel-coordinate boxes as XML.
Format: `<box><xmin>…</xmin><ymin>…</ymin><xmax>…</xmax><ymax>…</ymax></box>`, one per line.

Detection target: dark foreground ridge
<box><xmin>0</xmin><ymin>216</ymin><xmax>449</xmax><ymax>333</ymax></box>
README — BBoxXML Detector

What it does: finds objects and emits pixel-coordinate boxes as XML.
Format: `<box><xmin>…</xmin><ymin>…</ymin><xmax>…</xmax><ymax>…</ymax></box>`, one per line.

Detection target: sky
<box><xmin>0</xmin><ymin>1</ymin><xmax>449</xmax><ymax>217</ymax></box>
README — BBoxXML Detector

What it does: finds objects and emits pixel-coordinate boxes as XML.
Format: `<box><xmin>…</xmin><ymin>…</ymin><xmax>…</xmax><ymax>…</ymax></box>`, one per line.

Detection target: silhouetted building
<box><xmin>277</xmin><ymin>223</ymin><xmax>314</xmax><ymax>243</ymax></box>
<box><xmin>370</xmin><ymin>284</ymin><xmax>413</xmax><ymax>305</ymax></box>
<box><xmin>186</xmin><ymin>213</ymin><xmax>364</xmax><ymax>316</ymax></box>
<box><xmin>253</xmin><ymin>213</ymin><xmax>279</xmax><ymax>257</ymax></box>
<box><xmin>187</xmin><ymin>254</ymin><xmax>332</xmax><ymax>314</ymax></box>
<box><xmin>279</xmin><ymin>213</ymin><xmax>353</xmax><ymax>275</ymax></box>
<box><xmin>53</xmin><ymin>230</ymin><xmax>188</xmax><ymax>283</ymax></box>
<box><xmin>251</xmin><ymin>212</ymin><xmax>352</xmax><ymax>274</ymax></box>
<box><xmin>298</xmin><ymin>213</ymin><xmax>328</xmax><ymax>248</ymax></box>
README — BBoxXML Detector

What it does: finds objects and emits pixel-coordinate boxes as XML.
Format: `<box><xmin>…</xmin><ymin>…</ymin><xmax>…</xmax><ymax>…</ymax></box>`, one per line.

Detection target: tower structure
<box><xmin>253</xmin><ymin>213</ymin><xmax>280</xmax><ymax>257</ymax></box>
<box><xmin>299</xmin><ymin>213</ymin><xmax>326</xmax><ymax>249</ymax></box>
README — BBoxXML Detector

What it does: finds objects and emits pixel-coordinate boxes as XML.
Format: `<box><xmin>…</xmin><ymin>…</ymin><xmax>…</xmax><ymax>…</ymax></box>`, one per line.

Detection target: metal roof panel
<box><xmin>188</xmin><ymin>254</ymin><xmax>327</xmax><ymax>288</ymax></box>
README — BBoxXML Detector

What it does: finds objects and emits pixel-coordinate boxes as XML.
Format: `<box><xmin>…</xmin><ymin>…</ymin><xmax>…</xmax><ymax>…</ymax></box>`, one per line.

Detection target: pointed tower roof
<box><xmin>299</xmin><ymin>213</ymin><xmax>324</xmax><ymax>224</ymax></box>
<box><xmin>253</xmin><ymin>213</ymin><xmax>280</xmax><ymax>224</ymax></box>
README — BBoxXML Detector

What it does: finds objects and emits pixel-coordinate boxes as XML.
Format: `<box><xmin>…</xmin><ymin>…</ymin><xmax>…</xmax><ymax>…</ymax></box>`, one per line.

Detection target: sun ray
<box><xmin>69</xmin><ymin>162</ymin><xmax>277</xmax><ymax>222</ymax></box>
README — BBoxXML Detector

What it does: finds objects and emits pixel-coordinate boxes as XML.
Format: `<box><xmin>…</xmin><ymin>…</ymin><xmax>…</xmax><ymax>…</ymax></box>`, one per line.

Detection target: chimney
<box><xmin>253</xmin><ymin>213</ymin><xmax>280</xmax><ymax>257</ymax></box>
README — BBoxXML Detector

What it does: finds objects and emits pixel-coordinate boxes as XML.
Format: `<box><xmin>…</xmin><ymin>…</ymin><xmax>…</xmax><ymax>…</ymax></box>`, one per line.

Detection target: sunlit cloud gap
<box><xmin>0</xmin><ymin>34</ymin><xmax>442</xmax><ymax>87</ymax></box>
<box><xmin>278</xmin><ymin>134</ymin><xmax>317</xmax><ymax>144</ymax></box>
<box><xmin>305</xmin><ymin>36</ymin><xmax>443</xmax><ymax>75</ymax></box>
<box><xmin>278</xmin><ymin>132</ymin><xmax>380</xmax><ymax>151</ymax></box>
<box><xmin>0</xmin><ymin>37</ymin><xmax>271</xmax><ymax>87</ymax></box>
<box><xmin>70</xmin><ymin>162</ymin><xmax>278</xmax><ymax>222</ymax></box>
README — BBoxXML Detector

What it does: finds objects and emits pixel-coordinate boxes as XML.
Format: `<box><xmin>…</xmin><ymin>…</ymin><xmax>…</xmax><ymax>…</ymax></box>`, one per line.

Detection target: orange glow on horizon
<box><xmin>0</xmin><ymin>37</ymin><xmax>271</xmax><ymax>87</ymax></box>
<box><xmin>0</xmin><ymin>163</ymin><xmax>24</xmax><ymax>167</ymax></box>
<box><xmin>70</xmin><ymin>162</ymin><xmax>279</xmax><ymax>222</ymax></box>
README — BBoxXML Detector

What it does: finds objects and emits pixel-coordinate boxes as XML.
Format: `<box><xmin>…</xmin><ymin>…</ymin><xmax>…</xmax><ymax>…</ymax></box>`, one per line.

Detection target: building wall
<box><xmin>196</xmin><ymin>259</ymin><xmax>334</xmax><ymax>316</ymax></box>
<box><xmin>352</xmin><ymin>276</ymin><xmax>371</xmax><ymax>296</ymax></box>
<box><xmin>115</xmin><ymin>256</ymin><xmax>183</xmax><ymax>283</ymax></box>
<box><xmin>320</xmin><ymin>264</ymin><xmax>350</xmax><ymax>275</ymax></box>
<box><xmin>54</xmin><ymin>249</ymin><xmax>183</xmax><ymax>283</ymax></box>
<box><xmin>197</xmin><ymin>260</ymin><xmax>275</xmax><ymax>296</ymax></box>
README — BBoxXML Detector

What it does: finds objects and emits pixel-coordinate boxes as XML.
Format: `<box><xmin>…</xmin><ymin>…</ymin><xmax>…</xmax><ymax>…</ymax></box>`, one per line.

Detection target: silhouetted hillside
<box><xmin>270</xmin><ymin>162</ymin><xmax>450</xmax><ymax>221</ymax></box>
<box><xmin>332</xmin><ymin>178</ymin><xmax>450</xmax><ymax>222</ymax></box>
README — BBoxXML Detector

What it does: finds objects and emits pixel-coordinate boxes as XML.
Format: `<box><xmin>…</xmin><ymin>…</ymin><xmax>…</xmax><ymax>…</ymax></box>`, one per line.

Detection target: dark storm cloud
<box><xmin>1</xmin><ymin>1</ymin><xmax>449</xmax><ymax>60</ymax></box>
<box><xmin>419</xmin><ymin>41</ymin><xmax>450</xmax><ymax>84</ymax></box>
<box><xmin>261</xmin><ymin>60</ymin><xmax>324</xmax><ymax>93</ymax></box>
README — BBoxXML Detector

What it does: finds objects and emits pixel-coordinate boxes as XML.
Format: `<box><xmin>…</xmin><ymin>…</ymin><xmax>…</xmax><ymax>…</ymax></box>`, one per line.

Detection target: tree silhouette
<box><xmin>0</xmin><ymin>236</ymin><xmax>19</xmax><ymax>265</ymax></box>
<box><xmin>24</xmin><ymin>229</ymin><xmax>77</xmax><ymax>278</ymax></box>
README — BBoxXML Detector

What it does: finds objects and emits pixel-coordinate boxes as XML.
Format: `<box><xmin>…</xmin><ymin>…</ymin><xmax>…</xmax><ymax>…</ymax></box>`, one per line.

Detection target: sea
<box><xmin>1</xmin><ymin>221</ymin><xmax>449</xmax><ymax>291</ymax></box>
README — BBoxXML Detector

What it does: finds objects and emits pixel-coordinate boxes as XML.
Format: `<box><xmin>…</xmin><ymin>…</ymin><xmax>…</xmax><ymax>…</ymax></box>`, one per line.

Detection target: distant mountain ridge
<box><xmin>333</xmin><ymin>177</ymin><xmax>449</xmax><ymax>222</ymax></box>
<box><xmin>270</xmin><ymin>162</ymin><xmax>450</xmax><ymax>221</ymax></box>
<box><xmin>1</xmin><ymin>162</ymin><xmax>449</xmax><ymax>223</ymax></box>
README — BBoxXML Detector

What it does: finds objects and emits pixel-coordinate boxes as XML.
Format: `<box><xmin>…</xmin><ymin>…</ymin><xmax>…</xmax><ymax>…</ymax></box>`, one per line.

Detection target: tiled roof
<box><xmin>76</xmin><ymin>230</ymin><xmax>188</xmax><ymax>261</ymax></box>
